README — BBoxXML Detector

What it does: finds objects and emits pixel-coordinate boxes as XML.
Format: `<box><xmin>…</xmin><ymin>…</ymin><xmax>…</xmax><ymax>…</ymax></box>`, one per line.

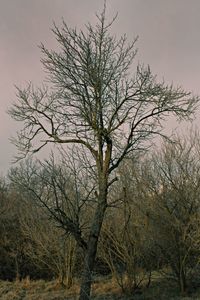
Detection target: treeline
<box><xmin>1</xmin><ymin>133</ymin><xmax>200</xmax><ymax>295</ymax></box>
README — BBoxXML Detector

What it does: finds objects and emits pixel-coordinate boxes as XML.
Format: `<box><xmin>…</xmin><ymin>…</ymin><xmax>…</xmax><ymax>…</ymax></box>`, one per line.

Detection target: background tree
<box><xmin>0</xmin><ymin>181</ymin><xmax>44</xmax><ymax>281</ymax></box>
<box><xmin>99</xmin><ymin>203</ymin><xmax>153</xmax><ymax>295</ymax></box>
<box><xmin>19</xmin><ymin>203</ymin><xmax>77</xmax><ymax>288</ymax></box>
<box><xmin>137</xmin><ymin>133</ymin><xmax>200</xmax><ymax>294</ymax></box>
<box><xmin>8</xmin><ymin>5</ymin><xmax>199</xmax><ymax>299</ymax></box>
<box><xmin>98</xmin><ymin>157</ymin><xmax>157</xmax><ymax>294</ymax></box>
<box><xmin>0</xmin><ymin>169</ymin><xmax>78</xmax><ymax>284</ymax></box>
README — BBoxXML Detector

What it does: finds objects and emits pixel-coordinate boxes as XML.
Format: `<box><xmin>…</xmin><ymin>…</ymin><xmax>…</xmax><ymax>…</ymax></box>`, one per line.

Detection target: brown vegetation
<box><xmin>1</xmin><ymin>274</ymin><xmax>200</xmax><ymax>300</ymax></box>
<box><xmin>0</xmin><ymin>133</ymin><xmax>200</xmax><ymax>299</ymax></box>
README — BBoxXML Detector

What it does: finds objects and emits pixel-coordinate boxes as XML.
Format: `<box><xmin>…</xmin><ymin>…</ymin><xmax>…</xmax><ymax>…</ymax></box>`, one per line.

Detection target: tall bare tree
<box><xmin>9</xmin><ymin>5</ymin><xmax>199</xmax><ymax>299</ymax></box>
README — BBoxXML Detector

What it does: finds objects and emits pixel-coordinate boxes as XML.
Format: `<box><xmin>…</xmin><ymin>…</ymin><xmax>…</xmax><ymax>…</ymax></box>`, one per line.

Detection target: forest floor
<box><xmin>0</xmin><ymin>275</ymin><xmax>200</xmax><ymax>300</ymax></box>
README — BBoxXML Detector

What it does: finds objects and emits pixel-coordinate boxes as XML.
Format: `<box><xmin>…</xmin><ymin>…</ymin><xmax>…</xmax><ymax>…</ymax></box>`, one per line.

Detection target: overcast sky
<box><xmin>1</xmin><ymin>0</ymin><xmax>200</xmax><ymax>175</ymax></box>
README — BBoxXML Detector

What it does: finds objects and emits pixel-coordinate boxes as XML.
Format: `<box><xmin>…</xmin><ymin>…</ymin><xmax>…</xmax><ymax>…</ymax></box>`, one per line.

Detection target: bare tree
<box><xmin>8</xmin><ymin>4</ymin><xmax>199</xmax><ymax>299</ymax></box>
<box><xmin>0</xmin><ymin>178</ymin><xmax>10</xmax><ymax>216</ymax></box>
<box><xmin>19</xmin><ymin>203</ymin><xmax>77</xmax><ymax>288</ymax></box>
<box><xmin>0</xmin><ymin>183</ymin><xmax>29</xmax><ymax>281</ymax></box>
<box><xmin>139</xmin><ymin>133</ymin><xmax>200</xmax><ymax>294</ymax></box>
<box><xmin>100</xmin><ymin>203</ymin><xmax>152</xmax><ymax>295</ymax></box>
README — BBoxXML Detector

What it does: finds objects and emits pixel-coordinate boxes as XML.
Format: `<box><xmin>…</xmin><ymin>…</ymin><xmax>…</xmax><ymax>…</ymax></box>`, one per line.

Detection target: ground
<box><xmin>0</xmin><ymin>275</ymin><xmax>200</xmax><ymax>300</ymax></box>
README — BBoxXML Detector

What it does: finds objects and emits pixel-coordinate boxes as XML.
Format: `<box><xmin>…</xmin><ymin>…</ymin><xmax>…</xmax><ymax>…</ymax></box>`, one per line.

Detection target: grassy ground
<box><xmin>0</xmin><ymin>275</ymin><xmax>200</xmax><ymax>300</ymax></box>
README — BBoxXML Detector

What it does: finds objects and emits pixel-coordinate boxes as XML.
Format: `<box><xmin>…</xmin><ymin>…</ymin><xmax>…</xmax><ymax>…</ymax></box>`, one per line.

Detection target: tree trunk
<box><xmin>179</xmin><ymin>268</ymin><xmax>187</xmax><ymax>295</ymax></box>
<box><xmin>79</xmin><ymin>187</ymin><xmax>107</xmax><ymax>300</ymax></box>
<box><xmin>65</xmin><ymin>239</ymin><xmax>75</xmax><ymax>289</ymax></box>
<box><xmin>15</xmin><ymin>255</ymin><xmax>20</xmax><ymax>281</ymax></box>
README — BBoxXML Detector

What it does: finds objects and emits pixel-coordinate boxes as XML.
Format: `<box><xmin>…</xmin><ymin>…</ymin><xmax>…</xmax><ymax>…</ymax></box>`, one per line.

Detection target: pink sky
<box><xmin>1</xmin><ymin>0</ymin><xmax>200</xmax><ymax>174</ymax></box>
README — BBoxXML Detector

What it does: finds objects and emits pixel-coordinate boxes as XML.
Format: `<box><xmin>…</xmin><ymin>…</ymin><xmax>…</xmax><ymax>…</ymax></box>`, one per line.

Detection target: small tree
<box><xmin>18</xmin><ymin>199</ymin><xmax>77</xmax><ymax>288</ymax></box>
<box><xmin>100</xmin><ymin>205</ymin><xmax>152</xmax><ymax>295</ymax></box>
<box><xmin>0</xmin><ymin>183</ymin><xmax>31</xmax><ymax>281</ymax></box>
<box><xmin>141</xmin><ymin>134</ymin><xmax>200</xmax><ymax>294</ymax></box>
<box><xmin>9</xmin><ymin>5</ymin><xmax>199</xmax><ymax>299</ymax></box>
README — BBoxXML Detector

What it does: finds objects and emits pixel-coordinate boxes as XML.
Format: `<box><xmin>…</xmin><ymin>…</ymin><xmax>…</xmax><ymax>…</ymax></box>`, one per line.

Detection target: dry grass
<box><xmin>0</xmin><ymin>275</ymin><xmax>200</xmax><ymax>300</ymax></box>
<box><xmin>0</xmin><ymin>279</ymin><xmax>76</xmax><ymax>300</ymax></box>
